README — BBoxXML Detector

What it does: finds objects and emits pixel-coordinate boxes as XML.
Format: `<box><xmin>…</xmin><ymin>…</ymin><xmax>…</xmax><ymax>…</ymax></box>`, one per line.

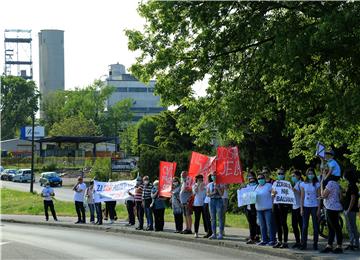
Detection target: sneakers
<box><xmin>110</xmin><ymin>220</ymin><xmax>114</xmax><ymax>224</ymax></box>
<box><xmin>209</xmin><ymin>234</ymin><xmax>217</xmax><ymax>239</ymax></box>
<box><xmin>257</xmin><ymin>241</ymin><xmax>268</xmax><ymax>246</ymax></box>
<box><xmin>280</xmin><ymin>243</ymin><xmax>288</xmax><ymax>249</ymax></box>
<box><xmin>135</xmin><ymin>226</ymin><xmax>143</xmax><ymax>230</ymax></box>
<box><xmin>333</xmin><ymin>247</ymin><xmax>343</xmax><ymax>254</ymax></box>
<box><xmin>181</xmin><ymin>229</ymin><xmax>192</xmax><ymax>234</ymax></box>
<box><xmin>194</xmin><ymin>233</ymin><xmax>199</xmax><ymax>238</ymax></box>
<box><xmin>146</xmin><ymin>227</ymin><xmax>154</xmax><ymax>231</ymax></box>
<box><xmin>320</xmin><ymin>247</ymin><xmax>333</xmax><ymax>253</ymax></box>
<box><xmin>217</xmin><ymin>234</ymin><xmax>223</xmax><ymax>240</ymax></box>
<box><xmin>246</xmin><ymin>239</ymin><xmax>256</xmax><ymax>244</ymax></box>
<box><xmin>203</xmin><ymin>233</ymin><xmax>212</xmax><ymax>238</ymax></box>
<box><xmin>267</xmin><ymin>241</ymin><xmax>276</xmax><ymax>246</ymax></box>
<box><xmin>273</xmin><ymin>242</ymin><xmax>282</xmax><ymax>248</ymax></box>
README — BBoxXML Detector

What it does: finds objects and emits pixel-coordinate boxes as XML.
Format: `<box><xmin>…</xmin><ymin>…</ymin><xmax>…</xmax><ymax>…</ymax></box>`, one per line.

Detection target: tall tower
<box><xmin>4</xmin><ymin>29</ymin><xmax>33</xmax><ymax>79</ymax></box>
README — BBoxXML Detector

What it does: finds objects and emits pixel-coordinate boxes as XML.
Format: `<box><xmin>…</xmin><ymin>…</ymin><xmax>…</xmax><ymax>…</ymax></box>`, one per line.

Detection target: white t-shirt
<box><xmin>204</xmin><ymin>195</ymin><xmax>210</xmax><ymax>204</ymax></box>
<box><xmin>300</xmin><ymin>182</ymin><xmax>320</xmax><ymax>207</ymax></box>
<box><xmin>292</xmin><ymin>181</ymin><xmax>302</xmax><ymax>210</ymax></box>
<box><xmin>222</xmin><ymin>189</ymin><xmax>229</xmax><ymax>199</ymax></box>
<box><xmin>255</xmin><ymin>183</ymin><xmax>273</xmax><ymax>211</ymax></box>
<box><xmin>74</xmin><ymin>182</ymin><xmax>87</xmax><ymax>202</ymax></box>
<box><xmin>42</xmin><ymin>187</ymin><xmax>54</xmax><ymax>201</ymax></box>
<box><xmin>192</xmin><ymin>184</ymin><xmax>206</xmax><ymax>206</ymax></box>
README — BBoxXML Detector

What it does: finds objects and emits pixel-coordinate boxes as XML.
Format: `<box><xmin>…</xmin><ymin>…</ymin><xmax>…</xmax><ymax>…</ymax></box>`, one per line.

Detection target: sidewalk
<box><xmin>1</xmin><ymin>214</ymin><xmax>357</xmax><ymax>260</ymax></box>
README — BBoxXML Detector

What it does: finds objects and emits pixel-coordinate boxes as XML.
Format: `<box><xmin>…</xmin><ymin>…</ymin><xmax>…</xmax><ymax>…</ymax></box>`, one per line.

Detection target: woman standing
<box><xmin>255</xmin><ymin>173</ymin><xmax>276</xmax><ymax>246</ymax></box>
<box><xmin>300</xmin><ymin>168</ymin><xmax>320</xmax><ymax>250</ymax></box>
<box><xmin>343</xmin><ymin>169</ymin><xmax>359</xmax><ymax>251</ymax></box>
<box><xmin>85</xmin><ymin>180</ymin><xmax>95</xmax><ymax>224</ymax></box>
<box><xmin>245</xmin><ymin>171</ymin><xmax>260</xmax><ymax>244</ymax></box>
<box><xmin>291</xmin><ymin>170</ymin><xmax>303</xmax><ymax>249</ymax></box>
<box><xmin>171</xmin><ymin>177</ymin><xmax>183</xmax><ymax>233</ymax></box>
<box><xmin>192</xmin><ymin>174</ymin><xmax>207</xmax><ymax>238</ymax></box>
<box><xmin>151</xmin><ymin>180</ymin><xmax>165</xmax><ymax>232</ymax></box>
<box><xmin>206</xmin><ymin>172</ymin><xmax>224</xmax><ymax>240</ymax></box>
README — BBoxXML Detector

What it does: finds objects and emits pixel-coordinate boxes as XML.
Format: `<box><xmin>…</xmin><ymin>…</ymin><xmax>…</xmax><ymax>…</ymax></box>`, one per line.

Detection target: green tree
<box><xmin>127</xmin><ymin>2</ymin><xmax>360</xmax><ymax>169</ymax></box>
<box><xmin>1</xmin><ymin>75</ymin><xmax>40</xmax><ymax>139</ymax></box>
<box><xmin>49</xmin><ymin>114</ymin><xmax>100</xmax><ymax>136</ymax></box>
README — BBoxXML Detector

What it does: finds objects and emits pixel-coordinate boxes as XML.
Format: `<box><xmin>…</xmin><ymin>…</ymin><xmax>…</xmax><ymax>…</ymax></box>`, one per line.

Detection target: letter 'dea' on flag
<box><xmin>216</xmin><ymin>146</ymin><xmax>244</xmax><ymax>184</ymax></box>
<box><xmin>188</xmin><ymin>152</ymin><xmax>216</xmax><ymax>186</ymax></box>
<box><xmin>159</xmin><ymin>161</ymin><xmax>177</xmax><ymax>198</ymax></box>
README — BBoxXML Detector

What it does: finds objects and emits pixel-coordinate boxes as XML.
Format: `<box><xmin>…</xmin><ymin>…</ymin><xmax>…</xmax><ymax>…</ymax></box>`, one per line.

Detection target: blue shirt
<box><xmin>327</xmin><ymin>159</ymin><xmax>341</xmax><ymax>177</ymax></box>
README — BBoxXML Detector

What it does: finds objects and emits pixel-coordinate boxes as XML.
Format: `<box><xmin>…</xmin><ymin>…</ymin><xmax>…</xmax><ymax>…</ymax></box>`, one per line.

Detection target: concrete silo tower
<box><xmin>38</xmin><ymin>30</ymin><xmax>65</xmax><ymax>111</ymax></box>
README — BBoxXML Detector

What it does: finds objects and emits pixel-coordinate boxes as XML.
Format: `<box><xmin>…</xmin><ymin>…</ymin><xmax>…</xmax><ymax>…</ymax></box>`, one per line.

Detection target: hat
<box><xmin>325</xmin><ymin>150</ymin><xmax>335</xmax><ymax>156</ymax></box>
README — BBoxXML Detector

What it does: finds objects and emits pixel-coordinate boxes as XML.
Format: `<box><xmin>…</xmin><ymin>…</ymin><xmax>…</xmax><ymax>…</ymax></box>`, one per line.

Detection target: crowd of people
<box><xmin>41</xmin><ymin>150</ymin><xmax>359</xmax><ymax>253</ymax></box>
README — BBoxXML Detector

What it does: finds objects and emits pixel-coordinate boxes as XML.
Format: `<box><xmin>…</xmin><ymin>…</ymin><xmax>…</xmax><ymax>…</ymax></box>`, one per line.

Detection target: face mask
<box><xmin>258</xmin><ymin>179</ymin><xmax>266</xmax><ymax>185</ymax></box>
<box><xmin>144</xmin><ymin>181</ymin><xmax>149</xmax><ymax>185</ymax></box>
<box><xmin>211</xmin><ymin>175</ymin><xmax>216</xmax><ymax>181</ymax></box>
<box><xmin>307</xmin><ymin>175</ymin><xmax>314</xmax><ymax>180</ymax></box>
<box><xmin>173</xmin><ymin>182</ymin><xmax>178</xmax><ymax>186</ymax></box>
<box><xmin>249</xmin><ymin>182</ymin><xmax>257</xmax><ymax>186</ymax></box>
<box><xmin>291</xmin><ymin>177</ymin><xmax>299</xmax><ymax>183</ymax></box>
<box><xmin>277</xmin><ymin>175</ymin><xmax>285</xmax><ymax>181</ymax></box>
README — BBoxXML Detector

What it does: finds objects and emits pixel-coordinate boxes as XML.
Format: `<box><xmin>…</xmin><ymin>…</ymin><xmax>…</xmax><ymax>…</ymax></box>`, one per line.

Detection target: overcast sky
<box><xmin>0</xmin><ymin>0</ymin><xmax>207</xmax><ymax>96</ymax></box>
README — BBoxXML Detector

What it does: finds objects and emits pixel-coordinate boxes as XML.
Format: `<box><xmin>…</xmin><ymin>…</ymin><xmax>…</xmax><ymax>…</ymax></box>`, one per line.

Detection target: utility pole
<box><xmin>30</xmin><ymin>113</ymin><xmax>35</xmax><ymax>193</ymax></box>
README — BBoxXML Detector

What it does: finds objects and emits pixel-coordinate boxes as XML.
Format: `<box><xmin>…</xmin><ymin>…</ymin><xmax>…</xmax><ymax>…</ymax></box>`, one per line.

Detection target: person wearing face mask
<box><xmin>271</xmin><ymin>168</ymin><xmax>291</xmax><ymax>248</ymax></box>
<box><xmin>206</xmin><ymin>171</ymin><xmax>225</xmax><ymax>240</ymax></box>
<box><xmin>300</xmin><ymin>168</ymin><xmax>320</xmax><ymax>250</ymax></box>
<box><xmin>41</xmin><ymin>181</ymin><xmax>58</xmax><ymax>221</ymax></box>
<box><xmin>291</xmin><ymin>170</ymin><xmax>303</xmax><ymax>249</ymax></box>
<box><xmin>202</xmin><ymin>174</ymin><xmax>213</xmax><ymax>238</ymax></box>
<box><xmin>255</xmin><ymin>172</ymin><xmax>276</xmax><ymax>246</ymax></box>
<box><xmin>151</xmin><ymin>180</ymin><xmax>165</xmax><ymax>231</ymax></box>
<box><xmin>142</xmin><ymin>176</ymin><xmax>154</xmax><ymax>231</ymax></box>
<box><xmin>131</xmin><ymin>176</ymin><xmax>144</xmax><ymax>230</ymax></box>
<box><xmin>245</xmin><ymin>170</ymin><xmax>260</xmax><ymax>244</ymax></box>
<box><xmin>180</xmin><ymin>171</ymin><xmax>193</xmax><ymax>234</ymax></box>
<box><xmin>192</xmin><ymin>174</ymin><xmax>208</xmax><ymax>238</ymax></box>
<box><xmin>171</xmin><ymin>177</ymin><xmax>183</xmax><ymax>233</ymax></box>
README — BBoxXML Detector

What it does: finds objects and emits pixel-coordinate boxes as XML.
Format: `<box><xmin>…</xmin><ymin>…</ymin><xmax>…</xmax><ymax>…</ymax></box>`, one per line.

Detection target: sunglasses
<box><xmin>258</xmin><ymin>177</ymin><xmax>265</xmax><ymax>180</ymax></box>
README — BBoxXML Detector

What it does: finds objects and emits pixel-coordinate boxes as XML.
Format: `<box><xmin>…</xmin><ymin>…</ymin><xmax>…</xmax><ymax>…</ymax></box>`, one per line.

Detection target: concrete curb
<box><xmin>1</xmin><ymin>218</ymin><xmax>337</xmax><ymax>260</ymax></box>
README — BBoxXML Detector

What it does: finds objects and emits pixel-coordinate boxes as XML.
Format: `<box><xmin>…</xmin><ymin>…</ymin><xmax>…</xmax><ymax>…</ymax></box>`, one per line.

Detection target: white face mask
<box><xmin>144</xmin><ymin>181</ymin><xmax>149</xmax><ymax>185</ymax></box>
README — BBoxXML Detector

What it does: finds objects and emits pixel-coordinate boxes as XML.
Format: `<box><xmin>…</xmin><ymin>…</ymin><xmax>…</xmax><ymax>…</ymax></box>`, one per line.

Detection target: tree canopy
<box><xmin>126</xmin><ymin>1</ymin><xmax>360</xmax><ymax>169</ymax></box>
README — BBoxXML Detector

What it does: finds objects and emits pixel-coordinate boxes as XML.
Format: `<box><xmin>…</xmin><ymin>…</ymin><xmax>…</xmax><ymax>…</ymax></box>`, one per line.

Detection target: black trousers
<box><xmin>126</xmin><ymin>200</ymin><xmax>135</xmax><ymax>225</ymax></box>
<box><xmin>245</xmin><ymin>206</ymin><xmax>260</xmax><ymax>240</ymax></box>
<box><xmin>193</xmin><ymin>205</ymin><xmax>209</xmax><ymax>233</ymax></box>
<box><xmin>292</xmin><ymin>208</ymin><xmax>303</xmax><ymax>244</ymax></box>
<box><xmin>44</xmin><ymin>200</ymin><xmax>57</xmax><ymax>220</ymax></box>
<box><xmin>95</xmin><ymin>202</ymin><xmax>102</xmax><ymax>224</ymax></box>
<box><xmin>106</xmin><ymin>201</ymin><xmax>117</xmax><ymax>220</ymax></box>
<box><xmin>273</xmin><ymin>204</ymin><xmax>290</xmax><ymax>243</ymax></box>
<box><xmin>174</xmin><ymin>213</ymin><xmax>183</xmax><ymax>232</ymax></box>
<box><xmin>135</xmin><ymin>201</ymin><xmax>144</xmax><ymax>228</ymax></box>
<box><xmin>75</xmin><ymin>201</ymin><xmax>85</xmax><ymax>223</ymax></box>
<box><xmin>326</xmin><ymin>209</ymin><xmax>343</xmax><ymax>246</ymax></box>
<box><xmin>153</xmin><ymin>208</ymin><xmax>165</xmax><ymax>231</ymax></box>
<box><xmin>203</xmin><ymin>203</ymin><xmax>212</xmax><ymax>235</ymax></box>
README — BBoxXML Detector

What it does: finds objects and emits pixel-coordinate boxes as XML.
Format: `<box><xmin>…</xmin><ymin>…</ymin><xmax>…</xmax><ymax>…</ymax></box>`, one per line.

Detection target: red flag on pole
<box><xmin>159</xmin><ymin>161</ymin><xmax>177</xmax><ymax>197</ymax></box>
<box><xmin>216</xmin><ymin>146</ymin><xmax>244</xmax><ymax>184</ymax></box>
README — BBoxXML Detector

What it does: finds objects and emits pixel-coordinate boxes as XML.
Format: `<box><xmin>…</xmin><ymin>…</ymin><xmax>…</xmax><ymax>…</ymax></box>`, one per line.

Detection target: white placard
<box><xmin>237</xmin><ymin>186</ymin><xmax>257</xmax><ymax>207</ymax></box>
<box><xmin>273</xmin><ymin>180</ymin><xmax>295</xmax><ymax>204</ymax></box>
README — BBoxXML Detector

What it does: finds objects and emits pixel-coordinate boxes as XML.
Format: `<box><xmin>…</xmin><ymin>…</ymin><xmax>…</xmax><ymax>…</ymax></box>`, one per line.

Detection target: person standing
<box><xmin>142</xmin><ymin>176</ymin><xmax>154</xmax><ymax>231</ymax></box>
<box><xmin>222</xmin><ymin>184</ymin><xmax>229</xmax><ymax>236</ymax></box>
<box><xmin>85</xmin><ymin>180</ymin><xmax>95</xmax><ymax>224</ymax></box>
<box><xmin>244</xmin><ymin>172</ymin><xmax>260</xmax><ymax>244</ymax></box>
<box><xmin>41</xmin><ymin>182</ymin><xmax>58</xmax><ymax>221</ymax></box>
<box><xmin>132</xmin><ymin>177</ymin><xmax>144</xmax><ymax>230</ymax></box>
<box><xmin>300</xmin><ymin>168</ymin><xmax>320</xmax><ymax>250</ymax></box>
<box><xmin>151</xmin><ymin>180</ymin><xmax>165</xmax><ymax>231</ymax></box>
<box><xmin>291</xmin><ymin>169</ymin><xmax>303</xmax><ymax>249</ymax></box>
<box><xmin>125</xmin><ymin>186</ymin><xmax>136</xmax><ymax>226</ymax></box>
<box><xmin>73</xmin><ymin>176</ymin><xmax>86</xmax><ymax>224</ymax></box>
<box><xmin>207</xmin><ymin>171</ymin><xmax>225</xmax><ymax>240</ymax></box>
<box><xmin>192</xmin><ymin>174</ymin><xmax>207</xmax><ymax>238</ymax></box>
<box><xmin>171</xmin><ymin>177</ymin><xmax>183</xmax><ymax>233</ymax></box>
<box><xmin>343</xmin><ymin>169</ymin><xmax>359</xmax><ymax>251</ymax></box>
<box><xmin>180</xmin><ymin>171</ymin><xmax>193</xmax><ymax>234</ymax></box>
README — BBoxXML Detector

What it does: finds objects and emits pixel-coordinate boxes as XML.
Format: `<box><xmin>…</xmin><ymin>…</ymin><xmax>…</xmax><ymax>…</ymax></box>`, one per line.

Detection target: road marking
<box><xmin>0</xmin><ymin>241</ymin><xmax>11</xmax><ymax>246</ymax></box>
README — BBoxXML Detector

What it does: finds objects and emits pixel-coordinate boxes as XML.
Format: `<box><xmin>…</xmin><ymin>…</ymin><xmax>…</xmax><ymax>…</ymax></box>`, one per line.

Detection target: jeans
<box><xmin>273</xmin><ymin>204</ymin><xmax>290</xmax><ymax>243</ymax></box>
<box><xmin>144</xmin><ymin>199</ymin><xmax>153</xmax><ymax>229</ymax></box>
<box><xmin>126</xmin><ymin>200</ymin><xmax>135</xmax><ymax>225</ymax></box>
<box><xmin>246</xmin><ymin>205</ymin><xmax>260</xmax><ymax>240</ymax></box>
<box><xmin>174</xmin><ymin>213</ymin><xmax>183</xmax><ymax>232</ymax></box>
<box><xmin>326</xmin><ymin>209</ymin><xmax>343</xmax><ymax>246</ymax></box>
<box><xmin>193</xmin><ymin>205</ymin><xmax>209</xmax><ymax>233</ymax></box>
<box><xmin>292</xmin><ymin>208</ymin><xmax>303</xmax><ymax>244</ymax></box>
<box><xmin>257</xmin><ymin>209</ymin><xmax>275</xmax><ymax>243</ymax></box>
<box><xmin>135</xmin><ymin>201</ymin><xmax>144</xmax><ymax>229</ymax></box>
<box><xmin>95</xmin><ymin>202</ymin><xmax>102</xmax><ymax>224</ymax></box>
<box><xmin>88</xmin><ymin>203</ymin><xmax>95</xmax><ymax>222</ymax></box>
<box><xmin>75</xmin><ymin>201</ymin><xmax>86</xmax><ymax>223</ymax></box>
<box><xmin>301</xmin><ymin>206</ymin><xmax>319</xmax><ymax>247</ymax></box>
<box><xmin>345</xmin><ymin>211</ymin><xmax>359</xmax><ymax>247</ymax></box>
<box><xmin>209</xmin><ymin>198</ymin><xmax>224</xmax><ymax>235</ymax></box>
<box><xmin>43</xmin><ymin>200</ymin><xmax>57</xmax><ymax>220</ymax></box>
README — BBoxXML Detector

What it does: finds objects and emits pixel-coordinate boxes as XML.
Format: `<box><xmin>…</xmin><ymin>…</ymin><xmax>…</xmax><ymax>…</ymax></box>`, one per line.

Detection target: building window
<box><xmin>116</xmin><ymin>87</ymin><xmax>128</xmax><ymax>92</ymax></box>
<box><xmin>148</xmin><ymin>88</ymin><xmax>155</xmax><ymax>92</ymax></box>
<box><xmin>128</xmin><ymin>87</ymin><xmax>147</xmax><ymax>92</ymax></box>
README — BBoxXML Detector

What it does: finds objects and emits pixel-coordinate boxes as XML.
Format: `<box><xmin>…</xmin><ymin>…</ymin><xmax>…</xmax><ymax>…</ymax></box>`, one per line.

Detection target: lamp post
<box><xmin>30</xmin><ymin>113</ymin><xmax>35</xmax><ymax>193</ymax></box>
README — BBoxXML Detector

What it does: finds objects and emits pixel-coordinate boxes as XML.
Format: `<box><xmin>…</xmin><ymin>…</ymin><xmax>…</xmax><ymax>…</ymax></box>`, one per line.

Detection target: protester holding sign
<box><xmin>203</xmin><ymin>174</ymin><xmax>213</xmax><ymax>238</ymax></box>
<box><xmin>207</xmin><ymin>172</ymin><xmax>225</xmax><ymax>240</ymax></box>
<box><xmin>244</xmin><ymin>171</ymin><xmax>260</xmax><ymax>244</ymax></box>
<box><xmin>180</xmin><ymin>171</ymin><xmax>193</xmax><ymax>234</ymax></box>
<box><xmin>291</xmin><ymin>170</ymin><xmax>303</xmax><ymax>249</ymax></box>
<box><xmin>85</xmin><ymin>180</ymin><xmax>95</xmax><ymax>224</ymax></box>
<box><xmin>151</xmin><ymin>180</ymin><xmax>165</xmax><ymax>232</ymax></box>
<box><xmin>300</xmin><ymin>168</ymin><xmax>320</xmax><ymax>250</ymax></box>
<box><xmin>171</xmin><ymin>177</ymin><xmax>183</xmax><ymax>233</ymax></box>
<box><xmin>272</xmin><ymin>168</ymin><xmax>291</xmax><ymax>249</ymax></box>
<box><xmin>255</xmin><ymin>173</ymin><xmax>276</xmax><ymax>246</ymax></box>
<box><xmin>192</xmin><ymin>174</ymin><xmax>208</xmax><ymax>238</ymax></box>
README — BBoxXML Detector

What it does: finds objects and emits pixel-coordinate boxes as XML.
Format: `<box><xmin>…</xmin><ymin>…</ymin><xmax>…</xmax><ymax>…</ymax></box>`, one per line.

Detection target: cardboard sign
<box><xmin>315</xmin><ymin>141</ymin><xmax>326</xmax><ymax>159</ymax></box>
<box><xmin>216</xmin><ymin>146</ymin><xmax>244</xmax><ymax>184</ymax></box>
<box><xmin>188</xmin><ymin>152</ymin><xmax>216</xmax><ymax>186</ymax></box>
<box><xmin>237</xmin><ymin>186</ymin><xmax>257</xmax><ymax>207</ymax></box>
<box><xmin>273</xmin><ymin>180</ymin><xmax>295</xmax><ymax>205</ymax></box>
<box><xmin>159</xmin><ymin>161</ymin><xmax>177</xmax><ymax>198</ymax></box>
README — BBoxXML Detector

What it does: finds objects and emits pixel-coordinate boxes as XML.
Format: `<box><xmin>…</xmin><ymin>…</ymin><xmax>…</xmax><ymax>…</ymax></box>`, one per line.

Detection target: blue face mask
<box><xmin>291</xmin><ymin>177</ymin><xmax>299</xmax><ymax>183</ymax></box>
<box><xmin>258</xmin><ymin>179</ymin><xmax>266</xmax><ymax>185</ymax></box>
<box><xmin>249</xmin><ymin>182</ymin><xmax>257</xmax><ymax>186</ymax></box>
<box><xmin>277</xmin><ymin>175</ymin><xmax>285</xmax><ymax>181</ymax></box>
<box><xmin>211</xmin><ymin>175</ymin><xmax>216</xmax><ymax>181</ymax></box>
<box><xmin>308</xmin><ymin>174</ymin><xmax>314</xmax><ymax>180</ymax></box>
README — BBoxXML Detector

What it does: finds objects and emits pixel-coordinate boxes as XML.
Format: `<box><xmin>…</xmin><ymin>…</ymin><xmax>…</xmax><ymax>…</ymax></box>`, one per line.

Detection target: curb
<box><xmin>1</xmin><ymin>218</ymin><xmax>336</xmax><ymax>260</ymax></box>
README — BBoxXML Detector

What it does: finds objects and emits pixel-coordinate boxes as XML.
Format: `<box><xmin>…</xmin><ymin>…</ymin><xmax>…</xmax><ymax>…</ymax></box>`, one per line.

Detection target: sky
<box><xmin>0</xmin><ymin>0</ymin><xmax>208</xmax><ymax>96</ymax></box>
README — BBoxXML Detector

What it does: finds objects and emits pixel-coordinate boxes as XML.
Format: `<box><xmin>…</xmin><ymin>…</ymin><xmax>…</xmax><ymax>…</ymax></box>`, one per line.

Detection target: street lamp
<box><xmin>30</xmin><ymin>112</ymin><xmax>35</xmax><ymax>193</ymax></box>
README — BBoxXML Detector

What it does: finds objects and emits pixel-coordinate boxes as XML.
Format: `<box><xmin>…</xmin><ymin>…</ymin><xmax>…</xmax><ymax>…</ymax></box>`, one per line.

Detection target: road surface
<box><xmin>1</xmin><ymin>222</ymin><xmax>288</xmax><ymax>260</ymax></box>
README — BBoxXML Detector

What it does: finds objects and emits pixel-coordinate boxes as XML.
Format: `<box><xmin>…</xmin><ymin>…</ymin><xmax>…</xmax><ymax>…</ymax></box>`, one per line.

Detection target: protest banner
<box><xmin>93</xmin><ymin>179</ymin><xmax>136</xmax><ymax>202</ymax></box>
<box><xmin>315</xmin><ymin>141</ymin><xmax>326</xmax><ymax>159</ymax></box>
<box><xmin>188</xmin><ymin>152</ymin><xmax>216</xmax><ymax>186</ymax></box>
<box><xmin>159</xmin><ymin>161</ymin><xmax>177</xmax><ymax>198</ymax></box>
<box><xmin>237</xmin><ymin>186</ymin><xmax>257</xmax><ymax>207</ymax></box>
<box><xmin>273</xmin><ymin>180</ymin><xmax>295</xmax><ymax>204</ymax></box>
<box><xmin>216</xmin><ymin>146</ymin><xmax>244</xmax><ymax>184</ymax></box>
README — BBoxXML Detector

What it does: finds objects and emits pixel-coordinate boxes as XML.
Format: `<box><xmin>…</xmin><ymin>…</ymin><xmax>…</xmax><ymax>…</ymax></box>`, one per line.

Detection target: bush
<box><xmin>42</xmin><ymin>163</ymin><xmax>58</xmax><ymax>172</ymax></box>
<box><xmin>88</xmin><ymin>158</ymin><xmax>111</xmax><ymax>181</ymax></box>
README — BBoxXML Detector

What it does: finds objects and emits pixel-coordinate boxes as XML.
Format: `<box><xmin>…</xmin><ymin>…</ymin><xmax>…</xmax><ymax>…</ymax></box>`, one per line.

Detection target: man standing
<box><xmin>142</xmin><ymin>176</ymin><xmax>154</xmax><ymax>231</ymax></box>
<box><xmin>73</xmin><ymin>176</ymin><xmax>86</xmax><ymax>224</ymax></box>
<box><xmin>180</xmin><ymin>171</ymin><xmax>193</xmax><ymax>234</ymax></box>
<box><xmin>41</xmin><ymin>181</ymin><xmax>58</xmax><ymax>221</ymax></box>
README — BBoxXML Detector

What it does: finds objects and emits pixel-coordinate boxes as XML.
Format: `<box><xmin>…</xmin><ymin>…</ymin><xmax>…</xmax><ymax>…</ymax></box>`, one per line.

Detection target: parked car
<box><xmin>39</xmin><ymin>172</ymin><xmax>63</xmax><ymax>187</ymax></box>
<box><xmin>1</xmin><ymin>169</ymin><xmax>18</xmax><ymax>181</ymax></box>
<box><xmin>12</xmin><ymin>169</ymin><xmax>34</xmax><ymax>183</ymax></box>
<box><xmin>0</xmin><ymin>165</ymin><xmax>4</xmax><ymax>173</ymax></box>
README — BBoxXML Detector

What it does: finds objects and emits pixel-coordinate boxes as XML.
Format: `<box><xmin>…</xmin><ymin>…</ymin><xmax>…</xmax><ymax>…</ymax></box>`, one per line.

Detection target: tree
<box><xmin>1</xmin><ymin>76</ymin><xmax>40</xmax><ymax>139</ymax></box>
<box><xmin>49</xmin><ymin>114</ymin><xmax>100</xmax><ymax>136</ymax></box>
<box><xmin>126</xmin><ymin>2</ymin><xmax>360</xmax><ymax>169</ymax></box>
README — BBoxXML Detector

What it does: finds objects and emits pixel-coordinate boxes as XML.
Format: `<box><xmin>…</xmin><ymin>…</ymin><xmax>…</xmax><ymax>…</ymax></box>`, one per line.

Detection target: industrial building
<box><xmin>105</xmin><ymin>63</ymin><xmax>166</xmax><ymax>121</ymax></box>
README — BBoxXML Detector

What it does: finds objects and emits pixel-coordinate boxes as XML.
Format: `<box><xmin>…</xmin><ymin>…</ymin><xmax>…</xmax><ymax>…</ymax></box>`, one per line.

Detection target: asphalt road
<box><xmin>0</xmin><ymin>180</ymin><xmax>74</xmax><ymax>201</ymax></box>
<box><xmin>1</xmin><ymin>223</ymin><xmax>288</xmax><ymax>260</ymax></box>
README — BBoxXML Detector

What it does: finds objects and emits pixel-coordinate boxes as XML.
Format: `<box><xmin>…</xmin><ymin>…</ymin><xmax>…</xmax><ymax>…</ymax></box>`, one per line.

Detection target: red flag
<box><xmin>159</xmin><ymin>161</ymin><xmax>177</xmax><ymax>198</ymax></box>
<box><xmin>216</xmin><ymin>146</ymin><xmax>244</xmax><ymax>184</ymax></box>
<box><xmin>188</xmin><ymin>152</ymin><xmax>216</xmax><ymax>187</ymax></box>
